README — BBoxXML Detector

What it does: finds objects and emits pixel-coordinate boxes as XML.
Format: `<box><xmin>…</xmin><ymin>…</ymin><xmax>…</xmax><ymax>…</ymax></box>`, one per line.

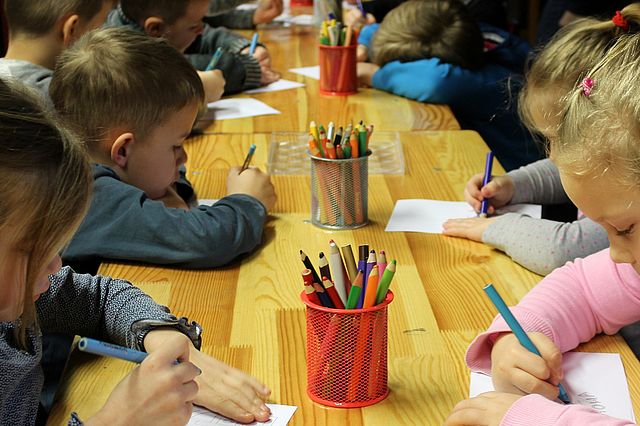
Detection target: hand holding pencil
<box><xmin>227</xmin><ymin>161</ymin><xmax>277</xmax><ymax>211</ymax></box>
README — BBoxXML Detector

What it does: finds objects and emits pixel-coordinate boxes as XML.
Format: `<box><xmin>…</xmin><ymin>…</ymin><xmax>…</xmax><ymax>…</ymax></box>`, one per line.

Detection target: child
<box><xmin>356</xmin><ymin>0</ymin><xmax>540</xmax><ymax>171</ymax></box>
<box><xmin>441</xmin><ymin>8</ymin><xmax>640</xmax><ymax>275</ymax></box>
<box><xmin>0</xmin><ymin>77</ymin><xmax>271</xmax><ymax>425</ymax></box>
<box><xmin>49</xmin><ymin>28</ymin><xmax>277</xmax><ymax>274</ymax></box>
<box><xmin>0</xmin><ymin>0</ymin><xmax>114</xmax><ymax>103</ymax></box>
<box><xmin>204</xmin><ymin>0</ymin><xmax>284</xmax><ymax>29</ymax></box>
<box><xmin>446</xmin><ymin>29</ymin><xmax>640</xmax><ymax>425</ymax></box>
<box><xmin>106</xmin><ymin>0</ymin><xmax>279</xmax><ymax>97</ymax></box>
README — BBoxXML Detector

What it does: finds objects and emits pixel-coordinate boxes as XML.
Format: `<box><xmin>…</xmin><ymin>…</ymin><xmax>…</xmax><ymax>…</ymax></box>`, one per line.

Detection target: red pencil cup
<box><xmin>291</xmin><ymin>0</ymin><xmax>313</xmax><ymax>5</ymax></box>
<box><xmin>301</xmin><ymin>290</ymin><xmax>393</xmax><ymax>408</ymax></box>
<box><xmin>319</xmin><ymin>44</ymin><xmax>357</xmax><ymax>96</ymax></box>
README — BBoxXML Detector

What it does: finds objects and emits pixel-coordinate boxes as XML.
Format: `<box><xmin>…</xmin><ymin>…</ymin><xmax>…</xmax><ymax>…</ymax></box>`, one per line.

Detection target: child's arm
<box><xmin>508</xmin><ymin>159</ymin><xmax>570</xmax><ymax>205</ymax></box>
<box><xmin>204</xmin><ymin>0</ymin><xmax>283</xmax><ymax>29</ymax></box>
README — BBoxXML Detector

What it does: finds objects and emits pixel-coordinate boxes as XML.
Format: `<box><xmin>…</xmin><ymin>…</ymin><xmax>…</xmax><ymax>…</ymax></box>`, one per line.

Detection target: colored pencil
<box><xmin>346</xmin><ymin>269</ymin><xmax>364</xmax><ymax>309</ymax></box>
<box><xmin>318</xmin><ymin>252</ymin><xmax>332</xmax><ymax>282</ymax></box>
<box><xmin>375</xmin><ymin>260</ymin><xmax>396</xmax><ymax>305</ymax></box>
<box><xmin>362</xmin><ymin>265</ymin><xmax>379</xmax><ymax>308</ymax></box>
<box><xmin>322</xmin><ymin>277</ymin><xmax>345</xmax><ymax>309</ymax></box>
<box><xmin>328</xmin><ymin>240</ymin><xmax>349</xmax><ymax>304</ymax></box>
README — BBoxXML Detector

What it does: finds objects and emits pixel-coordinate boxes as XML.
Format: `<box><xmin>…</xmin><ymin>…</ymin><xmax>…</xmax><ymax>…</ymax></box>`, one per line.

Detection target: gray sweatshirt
<box><xmin>0</xmin><ymin>59</ymin><xmax>52</xmax><ymax>106</ymax></box>
<box><xmin>482</xmin><ymin>158</ymin><xmax>609</xmax><ymax>275</ymax></box>
<box><xmin>0</xmin><ymin>267</ymin><xmax>177</xmax><ymax>425</ymax></box>
<box><xmin>62</xmin><ymin>164</ymin><xmax>267</xmax><ymax>274</ymax></box>
<box><xmin>105</xmin><ymin>5</ymin><xmax>262</xmax><ymax>94</ymax></box>
<box><xmin>206</xmin><ymin>0</ymin><xmax>256</xmax><ymax>29</ymax></box>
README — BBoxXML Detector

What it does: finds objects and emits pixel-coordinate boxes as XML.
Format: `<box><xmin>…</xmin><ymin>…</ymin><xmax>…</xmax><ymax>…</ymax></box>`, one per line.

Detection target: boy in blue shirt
<box><xmin>357</xmin><ymin>0</ymin><xmax>541</xmax><ymax>171</ymax></box>
<box><xmin>50</xmin><ymin>28</ymin><xmax>277</xmax><ymax>274</ymax></box>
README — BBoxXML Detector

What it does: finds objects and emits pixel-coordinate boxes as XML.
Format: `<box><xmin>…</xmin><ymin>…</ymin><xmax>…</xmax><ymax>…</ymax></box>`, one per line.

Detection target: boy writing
<box><xmin>49</xmin><ymin>27</ymin><xmax>277</xmax><ymax>274</ymax></box>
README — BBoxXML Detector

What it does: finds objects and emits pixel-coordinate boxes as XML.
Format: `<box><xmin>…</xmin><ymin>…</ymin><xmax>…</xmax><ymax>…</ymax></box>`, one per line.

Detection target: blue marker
<box><xmin>249</xmin><ymin>32</ymin><xmax>259</xmax><ymax>56</ymax></box>
<box><xmin>205</xmin><ymin>47</ymin><xmax>223</xmax><ymax>72</ymax></box>
<box><xmin>479</xmin><ymin>151</ymin><xmax>494</xmax><ymax>217</ymax></box>
<box><xmin>78</xmin><ymin>337</ymin><xmax>147</xmax><ymax>363</ymax></box>
<box><xmin>483</xmin><ymin>284</ymin><xmax>571</xmax><ymax>404</ymax></box>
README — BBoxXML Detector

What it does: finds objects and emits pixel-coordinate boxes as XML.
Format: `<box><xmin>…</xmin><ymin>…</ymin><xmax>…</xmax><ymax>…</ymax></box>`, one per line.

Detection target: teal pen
<box><xmin>249</xmin><ymin>32</ymin><xmax>259</xmax><ymax>55</ymax></box>
<box><xmin>204</xmin><ymin>47</ymin><xmax>223</xmax><ymax>71</ymax></box>
<box><xmin>78</xmin><ymin>337</ymin><xmax>147</xmax><ymax>363</ymax></box>
<box><xmin>239</xmin><ymin>144</ymin><xmax>257</xmax><ymax>174</ymax></box>
<box><xmin>483</xmin><ymin>284</ymin><xmax>571</xmax><ymax>404</ymax></box>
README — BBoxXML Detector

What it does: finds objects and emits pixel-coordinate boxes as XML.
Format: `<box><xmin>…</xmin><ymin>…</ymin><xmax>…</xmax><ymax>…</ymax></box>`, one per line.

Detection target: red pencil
<box><xmin>302</xmin><ymin>269</ymin><xmax>321</xmax><ymax>306</ymax></box>
<box><xmin>322</xmin><ymin>277</ymin><xmax>345</xmax><ymax>309</ymax></box>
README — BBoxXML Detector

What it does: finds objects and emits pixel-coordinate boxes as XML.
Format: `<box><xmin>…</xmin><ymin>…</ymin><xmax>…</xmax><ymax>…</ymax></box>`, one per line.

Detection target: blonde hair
<box><xmin>371</xmin><ymin>0</ymin><xmax>483</xmax><ymax>69</ymax></box>
<box><xmin>121</xmin><ymin>0</ymin><xmax>192</xmax><ymax>25</ymax></box>
<box><xmin>50</xmin><ymin>28</ymin><xmax>205</xmax><ymax>153</ymax></box>
<box><xmin>519</xmin><ymin>3</ymin><xmax>640</xmax><ymax>135</ymax></box>
<box><xmin>555</xmin><ymin>33</ymin><xmax>640</xmax><ymax>186</ymax></box>
<box><xmin>0</xmin><ymin>78</ymin><xmax>92</xmax><ymax>348</ymax></box>
<box><xmin>4</xmin><ymin>0</ymin><xmax>114</xmax><ymax>37</ymax></box>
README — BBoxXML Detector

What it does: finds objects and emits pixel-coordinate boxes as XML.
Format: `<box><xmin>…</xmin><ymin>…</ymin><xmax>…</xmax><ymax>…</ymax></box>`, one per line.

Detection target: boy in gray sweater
<box><xmin>0</xmin><ymin>0</ymin><xmax>114</xmax><ymax>104</ymax></box>
<box><xmin>50</xmin><ymin>28</ymin><xmax>276</xmax><ymax>274</ymax></box>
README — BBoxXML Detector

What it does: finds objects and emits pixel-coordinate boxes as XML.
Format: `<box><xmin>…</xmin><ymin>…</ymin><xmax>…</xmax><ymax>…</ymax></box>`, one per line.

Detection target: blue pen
<box><xmin>78</xmin><ymin>337</ymin><xmax>147</xmax><ymax>363</ymax></box>
<box><xmin>356</xmin><ymin>0</ymin><xmax>366</xmax><ymax>16</ymax></box>
<box><xmin>239</xmin><ymin>144</ymin><xmax>257</xmax><ymax>174</ymax></box>
<box><xmin>479</xmin><ymin>151</ymin><xmax>494</xmax><ymax>217</ymax></box>
<box><xmin>249</xmin><ymin>32</ymin><xmax>259</xmax><ymax>56</ymax></box>
<box><xmin>205</xmin><ymin>47</ymin><xmax>223</xmax><ymax>72</ymax></box>
<box><xmin>483</xmin><ymin>284</ymin><xmax>571</xmax><ymax>404</ymax></box>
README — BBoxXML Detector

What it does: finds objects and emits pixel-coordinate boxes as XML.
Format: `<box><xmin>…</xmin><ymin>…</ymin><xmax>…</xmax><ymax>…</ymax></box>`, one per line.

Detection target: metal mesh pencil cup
<box><xmin>301</xmin><ymin>291</ymin><xmax>393</xmax><ymax>407</ymax></box>
<box><xmin>309</xmin><ymin>151</ymin><xmax>370</xmax><ymax>229</ymax></box>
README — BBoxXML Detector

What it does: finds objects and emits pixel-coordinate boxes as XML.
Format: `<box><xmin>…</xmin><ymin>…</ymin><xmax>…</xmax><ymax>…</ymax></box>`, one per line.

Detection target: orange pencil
<box><xmin>349</xmin><ymin>129</ymin><xmax>359</xmax><ymax>158</ymax></box>
<box><xmin>325</xmin><ymin>141</ymin><xmax>337</xmax><ymax>159</ymax></box>
<box><xmin>362</xmin><ymin>265</ymin><xmax>379</xmax><ymax>308</ymax></box>
<box><xmin>308</xmin><ymin>135</ymin><xmax>321</xmax><ymax>157</ymax></box>
<box><xmin>322</xmin><ymin>277</ymin><xmax>345</xmax><ymax>309</ymax></box>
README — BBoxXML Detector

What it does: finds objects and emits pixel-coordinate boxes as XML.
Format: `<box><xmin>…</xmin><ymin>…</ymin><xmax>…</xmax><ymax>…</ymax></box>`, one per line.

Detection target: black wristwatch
<box><xmin>131</xmin><ymin>314</ymin><xmax>203</xmax><ymax>351</ymax></box>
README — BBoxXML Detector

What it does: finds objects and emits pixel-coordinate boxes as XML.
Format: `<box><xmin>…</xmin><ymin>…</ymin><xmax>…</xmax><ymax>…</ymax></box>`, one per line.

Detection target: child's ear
<box><xmin>111</xmin><ymin>132</ymin><xmax>135</xmax><ymax>169</ymax></box>
<box><xmin>143</xmin><ymin>17</ymin><xmax>166</xmax><ymax>38</ymax></box>
<box><xmin>61</xmin><ymin>14</ymin><xmax>81</xmax><ymax>47</ymax></box>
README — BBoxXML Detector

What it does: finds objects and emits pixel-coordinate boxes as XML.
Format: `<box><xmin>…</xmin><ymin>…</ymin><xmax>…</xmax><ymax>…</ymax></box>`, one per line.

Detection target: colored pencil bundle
<box><xmin>300</xmin><ymin>241</ymin><xmax>396</xmax><ymax>405</ymax></box>
<box><xmin>319</xmin><ymin>20</ymin><xmax>355</xmax><ymax>47</ymax></box>
<box><xmin>308</xmin><ymin>120</ymin><xmax>372</xmax><ymax>160</ymax></box>
<box><xmin>318</xmin><ymin>20</ymin><xmax>358</xmax><ymax>95</ymax></box>
<box><xmin>299</xmin><ymin>241</ymin><xmax>396</xmax><ymax>310</ymax></box>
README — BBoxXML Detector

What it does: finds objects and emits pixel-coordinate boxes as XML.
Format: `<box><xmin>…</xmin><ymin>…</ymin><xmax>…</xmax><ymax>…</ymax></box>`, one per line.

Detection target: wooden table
<box><xmin>48</xmin><ymin>131</ymin><xmax>640</xmax><ymax>425</ymax></box>
<box><xmin>201</xmin><ymin>26</ymin><xmax>460</xmax><ymax>133</ymax></box>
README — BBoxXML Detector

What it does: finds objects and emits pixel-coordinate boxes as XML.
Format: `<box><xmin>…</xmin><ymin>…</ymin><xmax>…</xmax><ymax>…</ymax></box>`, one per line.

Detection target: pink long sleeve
<box><xmin>464</xmin><ymin>249</ymin><xmax>640</xmax><ymax>424</ymax></box>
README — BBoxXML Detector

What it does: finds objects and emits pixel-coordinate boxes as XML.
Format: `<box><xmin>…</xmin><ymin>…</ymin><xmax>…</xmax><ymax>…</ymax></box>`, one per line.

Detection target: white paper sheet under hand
<box><xmin>207</xmin><ymin>98</ymin><xmax>281</xmax><ymax>120</ymax></box>
<box><xmin>188</xmin><ymin>404</ymin><xmax>297</xmax><ymax>425</ymax></box>
<box><xmin>469</xmin><ymin>352</ymin><xmax>635</xmax><ymax>422</ymax></box>
<box><xmin>384</xmin><ymin>199</ymin><xmax>541</xmax><ymax>234</ymax></box>
<box><xmin>288</xmin><ymin>66</ymin><xmax>320</xmax><ymax>80</ymax></box>
<box><xmin>244</xmin><ymin>79</ymin><xmax>305</xmax><ymax>94</ymax></box>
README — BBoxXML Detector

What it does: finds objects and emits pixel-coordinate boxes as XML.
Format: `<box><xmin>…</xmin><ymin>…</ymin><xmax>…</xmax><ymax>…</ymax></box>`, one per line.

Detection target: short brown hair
<box><xmin>4</xmin><ymin>0</ymin><xmax>112</xmax><ymax>37</ymax></box>
<box><xmin>0</xmin><ymin>78</ymin><xmax>92</xmax><ymax>347</ymax></box>
<box><xmin>50</xmin><ymin>27</ymin><xmax>205</xmax><ymax>152</ymax></box>
<box><xmin>371</xmin><ymin>0</ymin><xmax>484</xmax><ymax>69</ymax></box>
<box><xmin>121</xmin><ymin>0</ymin><xmax>191</xmax><ymax>25</ymax></box>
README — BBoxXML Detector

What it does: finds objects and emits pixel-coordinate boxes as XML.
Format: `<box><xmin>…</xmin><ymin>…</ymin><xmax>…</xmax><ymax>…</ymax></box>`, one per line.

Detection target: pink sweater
<box><xmin>465</xmin><ymin>249</ymin><xmax>640</xmax><ymax>425</ymax></box>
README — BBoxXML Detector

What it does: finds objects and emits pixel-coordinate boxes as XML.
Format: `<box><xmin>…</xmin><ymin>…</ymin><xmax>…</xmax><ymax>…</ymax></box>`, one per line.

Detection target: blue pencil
<box><xmin>78</xmin><ymin>337</ymin><xmax>147</xmax><ymax>363</ymax></box>
<box><xmin>205</xmin><ymin>47</ymin><xmax>223</xmax><ymax>72</ymax></box>
<box><xmin>483</xmin><ymin>284</ymin><xmax>571</xmax><ymax>404</ymax></box>
<box><xmin>239</xmin><ymin>144</ymin><xmax>257</xmax><ymax>174</ymax></box>
<box><xmin>249</xmin><ymin>32</ymin><xmax>259</xmax><ymax>56</ymax></box>
<box><xmin>479</xmin><ymin>152</ymin><xmax>494</xmax><ymax>217</ymax></box>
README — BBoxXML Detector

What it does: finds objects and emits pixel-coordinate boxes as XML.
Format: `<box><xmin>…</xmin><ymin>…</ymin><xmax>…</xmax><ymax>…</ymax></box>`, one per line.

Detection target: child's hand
<box><xmin>356</xmin><ymin>44</ymin><xmax>368</xmax><ymax>62</ymax></box>
<box><xmin>189</xmin><ymin>348</ymin><xmax>272</xmax><ymax>423</ymax></box>
<box><xmin>442</xmin><ymin>216</ymin><xmax>497</xmax><ymax>242</ymax></box>
<box><xmin>227</xmin><ymin>167</ymin><xmax>277</xmax><ymax>211</ymax></box>
<box><xmin>198</xmin><ymin>70</ymin><xmax>226</xmax><ymax>103</ymax></box>
<box><xmin>491</xmin><ymin>332</ymin><xmax>564</xmax><ymax>400</ymax></box>
<box><xmin>445</xmin><ymin>391</ymin><xmax>522</xmax><ymax>425</ymax></box>
<box><xmin>344</xmin><ymin>9</ymin><xmax>376</xmax><ymax>29</ymax></box>
<box><xmin>89</xmin><ymin>333</ymin><xmax>200</xmax><ymax>426</ymax></box>
<box><xmin>464</xmin><ymin>173</ymin><xmax>514</xmax><ymax>214</ymax></box>
<box><xmin>357</xmin><ymin>62</ymin><xmax>380</xmax><ymax>87</ymax></box>
<box><xmin>253</xmin><ymin>0</ymin><xmax>283</xmax><ymax>24</ymax></box>
<box><xmin>157</xmin><ymin>184</ymin><xmax>190</xmax><ymax>211</ymax></box>
<box><xmin>241</xmin><ymin>46</ymin><xmax>281</xmax><ymax>86</ymax></box>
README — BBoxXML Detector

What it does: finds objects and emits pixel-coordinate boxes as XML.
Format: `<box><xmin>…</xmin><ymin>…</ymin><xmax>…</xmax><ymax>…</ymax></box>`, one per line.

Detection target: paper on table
<box><xmin>244</xmin><ymin>79</ymin><xmax>305</xmax><ymax>94</ymax></box>
<box><xmin>384</xmin><ymin>199</ymin><xmax>541</xmax><ymax>233</ymax></box>
<box><xmin>288</xmin><ymin>66</ymin><xmax>320</xmax><ymax>80</ymax></box>
<box><xmin>207</xmin><ymin>98</ymin><xmax>281</xmax><ymax>120</ymax></box>
<box><xmin>469</xmin><ymin>352</ymin><xmax>635</xmax><ymax>422</ymax></box>
<box><xmin>188</xmin><ymin>404</ymin><xmax>297</xmax><ymax>425</ymax></box>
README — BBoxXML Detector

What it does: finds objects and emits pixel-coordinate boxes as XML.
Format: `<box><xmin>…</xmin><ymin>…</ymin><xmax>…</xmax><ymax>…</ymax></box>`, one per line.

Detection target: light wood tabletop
<box><xmin>48</xmin><ymin>131</ymin><xmax>640</xmax><ymax>425</ymax></box>
<box><xmin>199</xmin><ymin>26</ymin><xmax>460</xmax><ymax>133</ymax></box>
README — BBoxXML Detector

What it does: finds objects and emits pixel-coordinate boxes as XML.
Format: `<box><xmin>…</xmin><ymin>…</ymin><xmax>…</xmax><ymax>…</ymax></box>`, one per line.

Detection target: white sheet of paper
<box><xmin>188</xmin><ymin>404</ymin><xmax>297</xmax><ymax>425</ymax></box>
<box><xmin>273</xmin><ymin>13</ymin><xmax>315</xmax><ymax>25</ymax></box>
<box><xmin>207</xmin><ymin>98</ymin><xmax>281</xmax><ymax>120</ymax></box>
<box><xmin>244</xmin><ymin>79</ymin><xmax>305</xmax><ymax>94</ymax></box>
<box><xmin>469</xmin><ymin>352</ymin><xmax>635</xmax><ymax>422</ymax></box>
<box><xmin>384</xmin><ymin>199</ymin><xmax>541</xmax><ymax>233</ymax></box>
<box><xmin>288</xmin><ymin>66</ymin><xmax>320</xmax><ymax>80</ymax></box>
<box><xmin>198</xmin><ymin>199</ymin><xmax>219</xmax><ymax>207</ymax></box>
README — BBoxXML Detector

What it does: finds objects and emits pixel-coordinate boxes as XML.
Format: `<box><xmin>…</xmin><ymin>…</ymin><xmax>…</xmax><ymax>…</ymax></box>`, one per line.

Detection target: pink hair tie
<box><xmin>612</xmin><ymin>11</ymin><xmax>629</xmax><ymax>30</ymax></box>
<box><xmin>581</xmin><ymin>77</ymin><xmax>594</xmax><ymax>97</ymax></box>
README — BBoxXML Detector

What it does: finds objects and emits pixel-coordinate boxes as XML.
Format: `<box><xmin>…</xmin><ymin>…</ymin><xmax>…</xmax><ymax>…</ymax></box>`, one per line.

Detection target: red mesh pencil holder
<box><xmin>300</xmin><ymin>290</ymin><xmax>393</xmax><ymax>407</ymax></box>
<box><xmin>319</xmin><ymin>44</ymin><xmax>357</xmax><ymax>96</ymax></box>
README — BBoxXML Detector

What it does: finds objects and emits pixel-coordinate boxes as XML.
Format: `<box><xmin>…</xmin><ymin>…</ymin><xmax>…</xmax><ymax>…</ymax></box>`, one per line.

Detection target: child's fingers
<box><xmin>173</xmin><ymin>361</ymin><xmax>203</xmax><ymax>385</ymax></box>
<box><xmin>222</xmin><ymin>373</ymin><xmax>271</xmax><ymax>418</ymax></box>
<box><xmin>508</xmin><ymin>368</ymin><xmax>559</xmax><ymax>400</ymax></box>
<box><xmin>529</xmin><ymin>333</ymin><xmax>564</xmax><ymax>384</ymax></box>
